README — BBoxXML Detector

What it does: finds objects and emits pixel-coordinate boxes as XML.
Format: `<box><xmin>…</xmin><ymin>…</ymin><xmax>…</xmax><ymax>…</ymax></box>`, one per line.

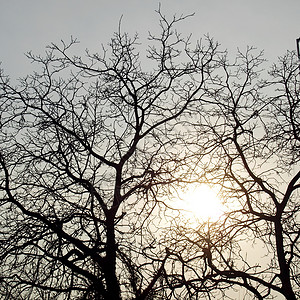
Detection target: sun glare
<box><xmin>177</xmin><ymin>185</ymin><xmax>224</xmax><ymax>222</ymax></box>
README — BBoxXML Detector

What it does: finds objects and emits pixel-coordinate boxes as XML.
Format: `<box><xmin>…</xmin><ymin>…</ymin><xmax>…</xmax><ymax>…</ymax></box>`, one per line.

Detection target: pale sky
<box><xmin>0</xmin><ymin>2</ymin><xmax>297</xmax><ymax>298</ymax></box>
<box><xmin>0</xmin><ymin>0</ymin><xmax>299</xmax><ymax>79</ymax></box>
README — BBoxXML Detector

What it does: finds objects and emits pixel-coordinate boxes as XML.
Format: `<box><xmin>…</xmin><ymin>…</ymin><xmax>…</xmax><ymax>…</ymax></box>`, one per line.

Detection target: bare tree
<box><xmin>160</xmin><ymin>49</ymin><xmax>300</xmax><ymax>299</ymax></box>
<box><xmin>2</xmin><ymin>8</ymin><xmax>298</xmax><ymax>300</ymax></box>
<box><xmin>0</xmin><ymin>11</ymin><xmax>221</xmax><ymax>300</ymax></box>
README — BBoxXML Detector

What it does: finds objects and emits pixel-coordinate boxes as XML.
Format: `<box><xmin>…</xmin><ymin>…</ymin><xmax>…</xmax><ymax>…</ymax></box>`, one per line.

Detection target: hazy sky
<box><xmin>0</xmin><ymin>0</ymin><xmax>299</xmax><ymax>79</ymax></box>
<box><xmin>0</xmin><ymin>2</ymin><xmax>297</xmax><ymax>298</ymax></box>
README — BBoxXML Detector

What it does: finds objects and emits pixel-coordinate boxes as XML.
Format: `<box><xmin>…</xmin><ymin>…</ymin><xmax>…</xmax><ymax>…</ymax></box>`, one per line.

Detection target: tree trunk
<box><xmin>104</xmin><ymin>215</ymin><xmax>121</xmax><ymax>300</ymax></box>
<box><xmin>275</xmin><ymin>219</ymin><xmax>297</xmax><ymax>300</ymax></box>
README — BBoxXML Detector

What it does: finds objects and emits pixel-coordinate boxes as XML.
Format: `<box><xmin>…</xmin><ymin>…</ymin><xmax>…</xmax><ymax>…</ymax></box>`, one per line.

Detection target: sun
<box><xmin>177</xmin><ymin>184</ymin><xmax>224</xmax><ymax>222</ymax></box>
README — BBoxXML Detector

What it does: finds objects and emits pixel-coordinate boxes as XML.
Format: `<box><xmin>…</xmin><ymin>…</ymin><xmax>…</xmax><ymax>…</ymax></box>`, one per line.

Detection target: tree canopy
<box><xmin>0</xmin><ymin>10</ymin><xmax>299</xmax><ymax>300</ymax></box>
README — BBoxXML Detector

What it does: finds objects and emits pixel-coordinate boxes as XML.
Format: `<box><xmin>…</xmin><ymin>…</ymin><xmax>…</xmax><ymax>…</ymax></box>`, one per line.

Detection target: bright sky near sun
<box><xmin>0</xmin><ymin>0</ymin><xmax>299</xmax><ymax>80</ymax></box>
<box><xmin>176</xmin><ymin>185</ymin><xmax>224</xmax><ymax>222</ymax></box>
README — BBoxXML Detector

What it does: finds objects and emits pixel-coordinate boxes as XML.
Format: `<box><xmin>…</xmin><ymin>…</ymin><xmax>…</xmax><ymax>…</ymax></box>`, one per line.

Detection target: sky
<box><xmin>0</xmin><ymin>2</ymin><xmax>297</xmax><ymax>298</ymax></box>
<box><xmin>0</xmin><ymin>0</ymin><xmax>299</xmax><ymax>80</ymax></box>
